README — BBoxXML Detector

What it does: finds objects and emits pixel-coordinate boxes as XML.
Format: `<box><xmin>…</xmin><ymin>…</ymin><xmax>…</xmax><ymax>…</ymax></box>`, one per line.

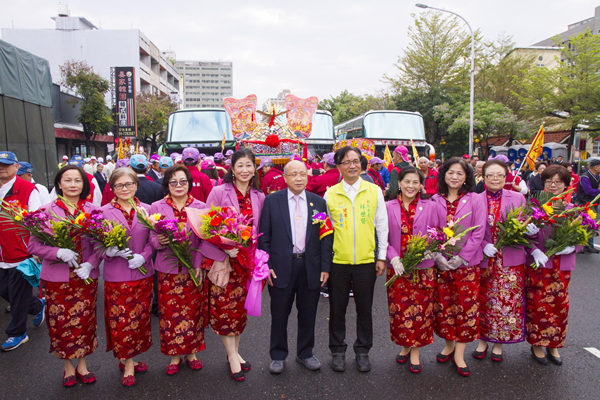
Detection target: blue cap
<box><xmin>69</xmin><ymin>155</ymin><xmax>84</xmax><ymax>167</ymax></box>
<box><xmin>159</xmin><ymin>156</ymin><xmax>173</xmax><ymax>169</ymax></box>
<box><xmin>130</xmin><ymin>154</ymin><xmax>148</xmax><ymax>170</ymax></box>
<box><xmin>17</xmin><ymin>162</ymin><xmax>33</xmax><ymax>175</ymax></box>
<box><xmin>0</xmin><ymin>151</ymin><xmax>18</xmax><ymax>165</ymax></box>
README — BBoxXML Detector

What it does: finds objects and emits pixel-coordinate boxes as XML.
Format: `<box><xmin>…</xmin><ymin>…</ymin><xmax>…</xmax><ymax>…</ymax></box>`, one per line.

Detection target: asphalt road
<box><xmin>1</xmin><ymin>251</ymin><xmax>600</xmax><ymax>400</ymax></box>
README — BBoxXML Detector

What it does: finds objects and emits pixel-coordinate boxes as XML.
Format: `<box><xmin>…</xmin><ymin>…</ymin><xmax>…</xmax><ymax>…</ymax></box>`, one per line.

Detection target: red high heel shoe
<box><xmin>75</xmin><ymin>369</ymin><xmax>97</xmax><ymax>384</ymax></box>
<box><xmin>436</xmin><ymin>350</ymin><xmax>455</xmax><ymax>363</ymax></box>
<box><xmin>186</xmin><ymin>358</ymin><xmax>203</xmax><ymax>370</ymax></box>
<box><xmin>452</xmin><ymin>356</ymin><xmax>471</xmax><ymax>377</ymax></box>
<box><xmin>119</xmin><ymin>361</ymin><xmax>148</xmax><ymax>372</ymax></box>
<box><xmin>227</xmin><ymin>355</ymin><xmax>251</xmax><ymax>371</ymax></box>
<box><xmin>62</xmin><ymin>372</ymin><xmax>76</xmax><ymax>388</ymax></box>
<box><xmin>122</xmin><ymin>371</ymin><xmax>136</xmax><ymax>387</ymax></box>
<box><xmin>166</xmin><ymin>358</ymin><xmax>182</xmax><ymax>375</ymax></box>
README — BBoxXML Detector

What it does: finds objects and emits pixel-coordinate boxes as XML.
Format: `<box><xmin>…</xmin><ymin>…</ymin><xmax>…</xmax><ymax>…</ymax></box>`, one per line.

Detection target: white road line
<box><xmin>584</xmin><ymin>347</ymin><xmax>600</xmax><ymax>359</ymax></box>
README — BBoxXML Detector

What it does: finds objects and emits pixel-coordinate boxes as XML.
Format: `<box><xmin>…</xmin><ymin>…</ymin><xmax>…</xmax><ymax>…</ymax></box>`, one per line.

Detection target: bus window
<box><xmin>168</xmin><ymin>110</ymin><xmax>233</xmax><ymax>142</ymax></box>
<box><xmin>363</xmin><ymin>112</ymin><xmax>425</xmax><ymax>140</ymax></box>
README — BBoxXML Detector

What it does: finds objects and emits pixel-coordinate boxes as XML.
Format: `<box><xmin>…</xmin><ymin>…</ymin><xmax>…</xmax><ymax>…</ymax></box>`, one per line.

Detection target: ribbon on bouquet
<box><xmin>244</xmin><ymin>249</ymin><xmax>269</xmax><ymax>316</ymax></box>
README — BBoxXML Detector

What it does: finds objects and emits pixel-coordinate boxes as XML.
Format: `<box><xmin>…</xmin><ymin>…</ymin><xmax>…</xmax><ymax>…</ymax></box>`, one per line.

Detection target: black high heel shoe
<box><xmin>436</xmin><ymin>350</ymin><xmax>455</xmax><ymax>363</ymax></box>
<box><xmin>531</xmin><ymin>346</ymin><xmax>548</xmax><ymax>365</ymax></box>
<box><xmin>452</xmin><ymin>356</ymin><xmax>471</xmax><ymax>377</ymax></box>
<box><xmin>472</xmin><ymin>343</ymin><xmax>488</xmax><ymax>360</ymax></box>
<box><xmin>546</xmin><ymin>350</ymin><xmax>563</xmax><ymax>365</ymax></box>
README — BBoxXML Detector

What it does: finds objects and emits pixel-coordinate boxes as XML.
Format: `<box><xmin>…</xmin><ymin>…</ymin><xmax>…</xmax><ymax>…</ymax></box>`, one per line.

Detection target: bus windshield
<box><xmin>168</xmin><ymin>110</ymin><xmax>233</xmax><ymax>142</ymax></box>
<box><xmin>363</xmin><ymin>112</ymin><xmax>425</xmax><ymax>140</ymax></box>
<box><xmin>309</xmin><ymin>112</ymin><xmax>335</xmax><ymax>140</ymax></box>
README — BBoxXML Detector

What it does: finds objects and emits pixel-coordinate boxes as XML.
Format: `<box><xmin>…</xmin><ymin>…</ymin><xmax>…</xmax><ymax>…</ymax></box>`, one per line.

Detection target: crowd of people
<box><xmin>0</xmin><ymin>143</ymin><xmax>591</xmax><ymax>387</ymax></box>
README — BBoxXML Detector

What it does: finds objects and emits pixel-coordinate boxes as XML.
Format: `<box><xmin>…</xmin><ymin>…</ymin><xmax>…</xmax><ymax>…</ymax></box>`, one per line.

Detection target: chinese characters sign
<box><xmin>115</xmin><ymin>67</ymin><xmax>137</xmax><ymax>137</ymax></box>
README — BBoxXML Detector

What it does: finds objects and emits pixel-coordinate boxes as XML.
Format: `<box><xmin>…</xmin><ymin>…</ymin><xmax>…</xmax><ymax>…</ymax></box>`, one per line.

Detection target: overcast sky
<box><xmin>1</xmin><ymin>0</ymin><xmax>598</xmax><ymax>104</ymax></box>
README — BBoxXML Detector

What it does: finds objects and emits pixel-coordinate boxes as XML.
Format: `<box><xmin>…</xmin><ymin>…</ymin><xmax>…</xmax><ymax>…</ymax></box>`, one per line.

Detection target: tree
<box><xmin>434</xmin><ymin>100</ymin><xmax>533</xmax><ymax>158</ymax></box>
<box><xmin>318</xmin><ymin>90</ymin><xmax>395</xmax><ymax>125</ymax></box>
<box><xmin>517</xmin><ymin>29</ymin><xmax>600</xmax><ymax>142</ymax></box>
<box><xmin>136</xmin><ymin>93</ymin><xmax>177</xmax><ymax>153</ymax></box>
<box><xmin>60</xmin><ymin>61</ymin><xmax>113</xmax><ymax>154</ymax></box>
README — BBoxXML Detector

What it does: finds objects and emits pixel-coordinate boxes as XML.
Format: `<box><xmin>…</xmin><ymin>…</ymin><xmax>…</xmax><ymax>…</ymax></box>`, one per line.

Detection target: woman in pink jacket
<box><xmin>100</xmin><ymin>168</ymin><xmax>154</xmax><ymax>386</ymax></box>
<box><xmin>431</xmin><ymin>158</ymin><xmax>486</xmax><ymax>377</ymax></box>
<box><xmin>527</xmin><ymin>164</ymin><xmax>580</xmax><ymax>366</ymax></box>
<box><xmin>385</xmin><ymin>166</ymin><xmax>442</xmax><ymax>373</ymax></box>
<box><xmin>200</xmin><ymin>149</ymin><xmax>265</xmax><ymax>381</ymax></box>
<box><xmin>149</xmin><ymin>165</ymin><xmax>205</xmax><ymax>375</ymax></box>
<box><xmin>28</xmin><ymin>165</ymin><xmax>99</xmax><ymax>387</ymax></box>
<box><xmin>473</xmin><ymin>159</ymin><xmax>547</xmax><ymax>362</ymax></box>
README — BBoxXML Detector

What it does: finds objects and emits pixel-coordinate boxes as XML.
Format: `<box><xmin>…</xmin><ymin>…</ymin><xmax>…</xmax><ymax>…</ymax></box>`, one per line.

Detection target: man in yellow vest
<box><xmin>324</xmin><ymin>146</ymin><xmax>388</xmax><ymax>373</ymax></box>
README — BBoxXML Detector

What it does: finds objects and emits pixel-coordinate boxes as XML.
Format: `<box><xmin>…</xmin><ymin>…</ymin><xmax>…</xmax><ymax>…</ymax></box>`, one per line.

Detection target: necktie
<box><xmin>294</xmin><ymin>195</ymin><xmax>305</xmax><ymax>253</ymax></box>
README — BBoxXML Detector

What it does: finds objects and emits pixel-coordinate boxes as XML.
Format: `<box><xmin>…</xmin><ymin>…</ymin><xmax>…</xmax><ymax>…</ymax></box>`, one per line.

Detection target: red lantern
<box><xmin>265</xmin><ymin>135</ymin><xmax>281</xmax><ymax>148</ymax></box>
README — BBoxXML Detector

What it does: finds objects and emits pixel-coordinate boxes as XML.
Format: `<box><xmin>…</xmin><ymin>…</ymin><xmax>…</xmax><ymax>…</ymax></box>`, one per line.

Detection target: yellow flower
<box><xmin>150</xmin><ymin>213</ymin><xmax>161</xmax><ymax>221</ymax></box>
<box><xmin>542</xmin><ymin>203</ymin><xmax>554</xmax><ymax>216</ymax></box>
<box><xmin>588</xmin><ymin>209</ymin><xmax>597</xmax><ymax>219</ymax></box>
<box><xmin>443</xmin><ymin>227</ymin><xmax>454</xmax><ymax>238</ymax></box>
<box><xmin>14</xmin><ymin>215</ymin><xmax>22</xmax><ymax>221</ymax></box>
<box><xmin>75</xmin><ymin>213</ymin><xmax>86</xmax><ymax>224</ymax></box>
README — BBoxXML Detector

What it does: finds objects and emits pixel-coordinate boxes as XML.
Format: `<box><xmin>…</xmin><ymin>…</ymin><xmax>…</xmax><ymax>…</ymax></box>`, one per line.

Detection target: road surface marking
<box><xmin>584</xmin><ymin>347</ymin><xmax>600</xmax><ymax>359</ymax></box>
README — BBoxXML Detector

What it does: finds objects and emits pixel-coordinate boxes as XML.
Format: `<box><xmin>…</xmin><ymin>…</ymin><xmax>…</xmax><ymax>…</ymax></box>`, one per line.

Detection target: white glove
<box><xmin>224</xmin><ymin>248</ymin><xmax>239</xmax><ymax>258</ymax></box>
<box><xmin>433</xmin><ymin>253</ymin><xmax>451</xmax><ymax>271</ymax></box>
<box><xmin>127</xmin><ymin>254</ymin><xmax>146</xmax><ymax>270</ymax></box>
<box><xmin>390</xmin><ymin>256</ymin><xmax>405</xmax><ymax>276</ymax></box>
<box><xmin>531</xmin><ymin>249</ymin><xmax>549</xmax><ymax>267</ymax></box>
<box><xmin>525</xmin><ymin>223</ymin><xmax>540</xmax><ymax>237</ymax></box>
<box><xmin>75</xmin><ymin>262</ymin><xmax>93</xmax><ymax>280</ymax></box>
<box><xmin>483</xmin><ymin>243</ymin><xmax>499</xmax><ymax>258</ymax></box>
<box><xmin>423</xmin><ymin>250</ymin><xmax>433</xmax><ymax>260</ymax></box>
<box><xmin>447</xmin><ymin>255</ymin><xmax>467</xmax><ymax>270</ymax></box>
<box><xmin>106</xmin><ymin>246</ymin><xmax>133</xmax><ymax>259</ymax></box>
<box><xmin>56</xmin><ymin>248</ymin><xmax>78</xmax><ymax>267</ymax></box>
<box><xmin>556</xmin><ymin>246</ymin><xmax>575</xmax><ymax>256</ymax></box>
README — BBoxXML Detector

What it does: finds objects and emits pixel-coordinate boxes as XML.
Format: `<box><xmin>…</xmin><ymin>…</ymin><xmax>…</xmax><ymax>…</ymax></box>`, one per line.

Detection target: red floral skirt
<box><xmin>434</xmin><ymin>265</ymin><xmax>480</xmax><ymax>343</ymax></box>
<box><xmin>387</xmin><ymin>268</ymin><xmax>436</xmax><ymax>348</ymax></box>
<box><xmin>104</xmin><ymin>277</ymin><xmax>153</xmax><ymax>359</ymax></box>
<box><xmin>479</xmin><ymin>260</ymin><xmax>526</xmax><ymax>343</ymax></box>
<box><xmin>43</xmin><ymin>271</ymin><xmax>98</xmax><ymax>360</ymax></box>
<box><xmin>202</xmin><ymin>257</ymin><xmax>248</xmax><ymax>336</ymax></box>
<box><xmin>525</xmin><ymin>257</ymin><xmax>571</xmax><ymax>348</ymax></box>
<box><xmin>158</xmin><ymin>272</ymin><xmax>205</xmax><ymax>355</ymax></box>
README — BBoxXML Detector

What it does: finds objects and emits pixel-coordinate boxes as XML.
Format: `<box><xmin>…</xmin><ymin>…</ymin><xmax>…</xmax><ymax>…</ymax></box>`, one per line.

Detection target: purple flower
<box><xmin>531</xmin><ymin>207</ymin><xmax>546</xmax><ymax>221</ymax></box>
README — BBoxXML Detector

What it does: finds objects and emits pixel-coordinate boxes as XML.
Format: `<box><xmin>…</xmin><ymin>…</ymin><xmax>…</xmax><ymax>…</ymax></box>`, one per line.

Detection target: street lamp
<box><xmin>415</xmin><ymin>3</ymin><xmax>475</xmax><ymax>157</ymax></box>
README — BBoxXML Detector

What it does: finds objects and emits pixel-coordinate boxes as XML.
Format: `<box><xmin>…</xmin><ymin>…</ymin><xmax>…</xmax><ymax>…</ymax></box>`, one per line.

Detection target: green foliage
<box><xmin>495</xmin><ymin>206</ymin><xmax>534</xmax><ymax>249</ymax></box>
<box><xmin>136</xmin><ymin>93</ymin><xmax>177</xmax><ymax>153</ymax></box>
<box><xmin>49</xmin><ymin>220</ymin><xmax>76</xmax><ymax>250</ymax></box>
<box><xmin>60</xmin><ymin>60</ymin><xmax>113</xmax><ymax>154</ymax></box>
<box><xmin>318</xmin><ymin>90</ymin><xmax>395</xmax><ymax>125</ymax></box>
<box><xmin>517</xmin><ymin>28</ymin><xmax>600</xmax><ymax>137</ymax></box>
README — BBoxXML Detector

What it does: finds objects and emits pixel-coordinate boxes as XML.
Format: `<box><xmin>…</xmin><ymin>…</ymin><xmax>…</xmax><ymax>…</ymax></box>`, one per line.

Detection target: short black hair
<box><xmin>201</xmin><ymin>168</ymin><xmax>218</xmax><ymax>181</ymax></box>
<box><xmin>162</xmin><ymin>165</ymin><xmax>192</xmax><ymax>194</ymax></box>
<box><xmin>130</xmin><ymin>165</ymin><xmax>146</xmax><ymax>175</ymax></box>
<box><xmin>534</xmin><ymin>161</ymin><xmax>548</xmax><ymax>171</ymax></box>
<box><xmin>437</xmin><ymin>157</ymin><xmax>475</xmax><ymax>196</ymax></box>
<box><xmin>360</xmin><ymin>155</ymin><xmax>368</xmax><ymax>172</ymax></box>
<box><xmin>222</xmin><ymin>149</ymin><xmax>260</xmax><ymax>191</ymax></box>
<box><xmin>334</xmin><ymin>146</ymin><xmax>361</xmax><ymax>165</ymax></box>
<box><xmin>54</xmin><ymin>165</ymin><xmax>91</xmax><ymax>200</ymax></box>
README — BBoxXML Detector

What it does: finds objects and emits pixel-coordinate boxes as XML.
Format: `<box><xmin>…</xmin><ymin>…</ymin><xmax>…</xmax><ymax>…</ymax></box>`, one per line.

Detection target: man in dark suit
<box><xmin>129</xmin><ymin>155</ymin><xmax>165</xmax><ymax>205</ymax></box>
<box><xmin>259</xmin><ymin>160</ymin><xmax>333</xmax><ymax>374</ymax></box>
<box><xmin>147</xmin><ymin>155</ymin><xmax>163</xmax><ymax>184</ymax></box>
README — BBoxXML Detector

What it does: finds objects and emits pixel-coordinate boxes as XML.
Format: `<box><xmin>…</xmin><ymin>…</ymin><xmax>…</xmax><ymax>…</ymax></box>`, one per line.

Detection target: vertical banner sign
<box><xmin>115</xmin><ymin>67</ymin><xmax>137</xmax><ymax>137</ymax></box>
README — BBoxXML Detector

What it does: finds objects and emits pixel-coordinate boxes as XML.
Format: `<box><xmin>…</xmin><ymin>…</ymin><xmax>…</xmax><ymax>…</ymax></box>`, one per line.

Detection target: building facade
<box><xmin>509</xmin><ymin>47</ymin><xmax>562</xmax><ymax>69</ymax></box>
<box><xmin>535</xmin><ymin>6</ymin><xmax>600</xmax><ymax>46</ymax></box>
<box><xmin>176</xmin><ymin>60</ymin><xmax>233</xmax><ymax>108</ymax></box>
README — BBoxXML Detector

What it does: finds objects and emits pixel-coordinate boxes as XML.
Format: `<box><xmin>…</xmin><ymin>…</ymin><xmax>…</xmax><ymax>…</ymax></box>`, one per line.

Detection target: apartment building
<box><xmin>176</xmin><ymin>60</ymin><xmax>233</xmax><ymax>108</ymax></box>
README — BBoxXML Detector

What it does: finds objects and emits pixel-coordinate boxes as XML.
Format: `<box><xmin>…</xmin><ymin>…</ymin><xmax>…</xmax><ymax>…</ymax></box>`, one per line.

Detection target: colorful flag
<box><xmin>383</xmin><ymin>145</ymin><xmax>392</xmax><ymax>168</ymax></box>
<box><xmin>410</xmin><ymin>139</ymin><xmax>420</xmax><ymax>167</ymax></box>
<box><xmin>525</xmin><ymin>124</ymin><xmax>544</xmax><ymax>170</ymax></box>
<box><xmin>221</xmin><ymin>133</ymin><xmax>226</xmax><ymax>152</ymax></box>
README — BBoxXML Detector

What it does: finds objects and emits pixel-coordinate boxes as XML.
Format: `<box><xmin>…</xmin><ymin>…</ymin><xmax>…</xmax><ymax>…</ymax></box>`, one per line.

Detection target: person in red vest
<box><xmin>418</xmin><ymin>156</ymin><xmax>438</xmax><ymax>196</ymax></box>
<box><xmin>0</xmin><ymin>151</ymin><xmax>44</xmax><ymax>351</ymax></box>
<box><xmin>259</xmin><ymin>157</ymin><xmax>286</xmax><ymax>195</ymax></box>
<box><xmin>306</xmin><ymin>153</ymin><xmax>341</xmax><ymax>198</ymax></box>
<box><xmin>366</xmin><ymin>157</ymin><xmax>386</xmax><ymax>191</ymax></box>
<box><xmin>182</xmin><ymin>147</ymin><xmax>212</xmax><ymax>202</ymax></box>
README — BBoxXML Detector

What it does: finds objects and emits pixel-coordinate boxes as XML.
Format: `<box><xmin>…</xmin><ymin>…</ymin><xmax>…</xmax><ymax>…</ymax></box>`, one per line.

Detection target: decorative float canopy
<box><xmin>223</xmin><ymin>94</ymin><xmax>318</xmax><ymax>163</ymax></box>
<box><xmin>333</xmin><ymin>138</ymin><xmax>376</xmax><ymax>160</ymax></box>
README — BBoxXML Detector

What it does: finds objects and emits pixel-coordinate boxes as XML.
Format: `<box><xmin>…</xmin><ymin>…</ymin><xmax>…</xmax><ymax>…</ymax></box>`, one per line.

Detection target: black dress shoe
<box><xmin>546</xmin><ymin>351</ymin><xmax>563</xmax><ymax>365</ymax></box>
<box><xmin>531</xmin><ymin>346</ymin><xmax>548</xmax><ymax>365</ymax></box>
<box><xmin>586</xmin><ymin>246</ymin><xmax>600</xmax><ymax>254</ymax></box>
<box><xmin>331</xmin><ymin>353</ymin><xmax>346</xmax><ymax>372</ymax></box>
<box><xmin>396</xmin><ymin>353</ymin><xmax>409</xmax><ymax>364</ymax></box>
<box><xmin>472</xmin><ymin>343</ymin><xmax>488</xmax><ymax>360</ymax></box>
<box><xmin>355</xmin><ymin>354</ymin><xmax>371</xmax><ymax>372</ymax></box>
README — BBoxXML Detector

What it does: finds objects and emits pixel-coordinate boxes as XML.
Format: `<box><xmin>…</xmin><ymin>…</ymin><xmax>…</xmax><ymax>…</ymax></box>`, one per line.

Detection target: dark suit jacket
<box><xmin>136</xmin><ymin>176</ymin><xmax>165</xmax><ymax>205</ymax></box>
<box><xmin>147</xmin><ymin>168</ymin><xmax>161</xmax><ymax>183</ymax></box>
<box><xmin>259</xmin><ymin>189</ymin><xmax>333</xmax><ymax>291</ymax></box>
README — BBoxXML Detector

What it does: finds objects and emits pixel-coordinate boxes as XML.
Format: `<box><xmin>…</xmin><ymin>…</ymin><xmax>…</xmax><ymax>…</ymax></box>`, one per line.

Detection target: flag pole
<box><xmin>514</xmin><ymin>123</ymin><xmax>544</xmax><ymax>182</ymax></box>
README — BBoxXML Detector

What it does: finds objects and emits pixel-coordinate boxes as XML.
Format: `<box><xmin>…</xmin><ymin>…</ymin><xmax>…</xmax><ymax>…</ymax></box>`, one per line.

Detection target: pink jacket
<box><xmin>149</xmin><ymin>197</ymin><xmax>205</xmax><ymax>274</ymax></box>
<box><xmin>27</xmin><ymin>201</ymin><xmax>99</xmax><ymax>283</ymax></box>
<box><xmin>479</xmin><ymin>189</ymin><xmax>529</xmax><ymax>268</ymax></box>
<box><xmin>432</xmin><ymin>192</ymin><xmax>487</xmax><ymax>267</ymax></box>
<box><xmin>199</xmin><ymin>183</ymin><xmax>265</xmax><ymax>262</ymax></box>
<box><xmin>98</xmin><ymin>202</ymin><xmax>154</xmax><ymax>282</ymax></box>
<box><xmin>385</xmin><ymin>197</ymin><xmax>441</xmax><ymax>269</ymax></box>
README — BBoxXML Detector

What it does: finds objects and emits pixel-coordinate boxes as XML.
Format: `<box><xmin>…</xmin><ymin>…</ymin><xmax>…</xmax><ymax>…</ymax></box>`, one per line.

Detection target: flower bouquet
<box><xmin>494</xmin><ymin>206</ymin><xmax>535</xmax><ymax>250</ymax></box>
<box><xmin>311</xmin><ymin>210</ymin><xmax>334</xmax><ymax>240</ymax></box>
<box><xmin>385</xmin><ymin>212</ymin><xmax>480</xmax><ymax>288</ymax></box>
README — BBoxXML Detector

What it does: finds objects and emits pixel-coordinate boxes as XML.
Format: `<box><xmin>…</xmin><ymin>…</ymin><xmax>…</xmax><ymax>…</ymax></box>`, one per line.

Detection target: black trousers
<box><xmin>268</xmin><ymin>257</ymin><xmax>320</xmax><ymax>361</ymax></box>
<box><xmin>0</xmin><ymin>267</ymin><xmax>42</xmax><ymax>337</ymax></box>
<box><xmin>328</xmin><ymin>262</ymin><xmax>377</xmax><ymax>354</ymax></box>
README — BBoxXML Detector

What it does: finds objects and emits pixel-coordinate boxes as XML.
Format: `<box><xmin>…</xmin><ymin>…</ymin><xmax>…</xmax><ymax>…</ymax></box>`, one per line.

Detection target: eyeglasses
<box><xmin>485</xmin><ymin>174</ymin><xmax>506</xmax><ymax>180</ymax></box>
<box><xmin>285</xmin><ymin>172</ymin><xmax>308</xmax><ymax>178</ymax></box>
<box><xmin>340</xmin><ymin>159</ymin><xmax>361</xmax><ymax>166</ymax></box>
<box><xmin>113</xmin><ymin>182</ymin><xmax>136</xmax><ymax>191</ymax></box>
<box><xmin>169</xmin><ymin>179</ymin><xmax>188</xmax><ymax>187</ymax></box>
<box><xmin>544</xmin><ymin>180</ymin><xmax>564</xmax><ymax>186</ymax></box>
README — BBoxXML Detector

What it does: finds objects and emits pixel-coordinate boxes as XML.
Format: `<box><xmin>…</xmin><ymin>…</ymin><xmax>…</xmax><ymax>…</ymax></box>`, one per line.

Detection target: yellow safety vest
<box><xmin>326</xmin><ymin>179</ymin><xmax>378</xmax><ymax>265</ymax></box>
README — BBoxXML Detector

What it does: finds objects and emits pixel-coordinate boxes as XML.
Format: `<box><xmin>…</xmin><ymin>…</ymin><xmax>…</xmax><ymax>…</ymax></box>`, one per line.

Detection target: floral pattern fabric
<box><xmin>479</xmin><ymin>191</ymin><xmax>526</xmax><ymax>343</ymax></box>
<box><xmin>399</xmin><ymin>195</ymin><xmax>418</xmax><ymax>257</ymax></box>
<box><xmin>441</xmin><ymin>192</ymin><xmax>465</xmax><ymax>223</ymax></box>
<box><xmin>54</xmin><ymin>199</ymin><xmax>87</xmax><ymax>260</ymax></box>
<box><xmin>434</xmin><ymin>266</ymin><xmax>480</xmax><ymax>343</ymax></box>
<box><xmin>165</xmin><ymin>194</ymin><xmax>194</xmax><ymax>224</ymax></box>
<box><xmin>104</xmin><ymin>277</ymin><xmax>153</xmax><ymax>359</ymax></box>
<box><xmin>110</xmin><ymin>197</ymin><xmax>140</xmax><ymax>228</ymax></box>
<box><xmin>525</xmin><ymin>256</ymin><xmax>571</xmax><ymax>348</ymax></box>
<box><xmin>157</xmin><ymin>272</ymin><xmax>205</xmax><ymax>355</ymax></box>
<box><xmin>43</xmin><ymin>270</ymin><xmax>98</xmax><ymax>359</ymax></box>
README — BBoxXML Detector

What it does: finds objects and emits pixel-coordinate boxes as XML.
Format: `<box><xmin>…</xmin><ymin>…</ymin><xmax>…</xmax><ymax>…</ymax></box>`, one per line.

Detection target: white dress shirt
<box><xmin>323</xmin><ymin>178</ymin><xmax>389</xmax><ymax>261</ymax></box>
<box><xmin>287</xmin><ymin>189</ymin><xmax>307</xmax><ymax>252</ymax></box>
<box><xmin>0</xmin><ymin>177</ymin><xmax>42</xmax><ymax>269</ymax></box>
